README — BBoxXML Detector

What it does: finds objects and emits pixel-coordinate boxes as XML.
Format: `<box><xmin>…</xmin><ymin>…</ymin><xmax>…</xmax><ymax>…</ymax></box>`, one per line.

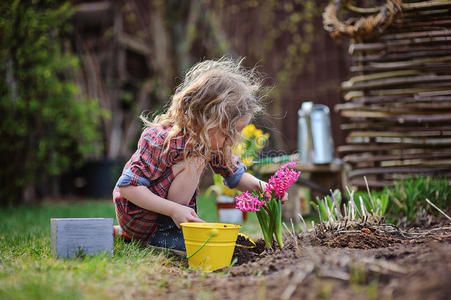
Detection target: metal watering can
<box><xmin>298</xmin><ymin>102</ymin><xmax>335</xmax><ymax>164</ymax></box>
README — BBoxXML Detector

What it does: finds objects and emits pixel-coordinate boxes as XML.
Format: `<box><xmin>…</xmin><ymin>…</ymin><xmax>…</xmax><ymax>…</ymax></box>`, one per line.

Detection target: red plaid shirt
<box><xmin>113</xmin><ymin>125</ymin><xmax>245</xmax><ymax>242</ymax></box>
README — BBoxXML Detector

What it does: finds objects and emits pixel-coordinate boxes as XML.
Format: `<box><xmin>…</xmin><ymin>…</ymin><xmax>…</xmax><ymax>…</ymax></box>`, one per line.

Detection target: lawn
<box><xmin>1</xmin><ymin>189</ymin><xmax>449</xmax><ymax>300</ymax></box>
<box><xmin>0</xmin><ymin>193</ymin><xmax>262</xmax><ymax>300</ymax></box>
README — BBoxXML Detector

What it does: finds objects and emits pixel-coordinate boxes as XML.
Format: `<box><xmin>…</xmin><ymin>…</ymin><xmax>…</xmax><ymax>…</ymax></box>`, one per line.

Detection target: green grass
<box><xmin>0</xmin><ymin>193</ymin><xmax>260</xmax><ymax>300</ymax></box>
<box><xmin>383</xmin><ymin>176</ymin><xmax>450</xmax><ymax>224</ymax></box>
<box><xmin>310</xmin><ymin>176</ymin><xmax>450</xmax><ymax>225</ymax></box>
<box><xmin>0</xmin><ymin>200</ymin><xmax>159</xmax><ymax>299</ymax></box>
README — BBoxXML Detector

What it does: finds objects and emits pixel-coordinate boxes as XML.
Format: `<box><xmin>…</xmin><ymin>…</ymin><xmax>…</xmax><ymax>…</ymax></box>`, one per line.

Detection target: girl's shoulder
<box><xmin>141</xmin><ymin>124</ymin><xmax>169</xmax><ymax>140</ymax></box>
<box><xmin>140</xmin><ymin>124</ymin><xmax>187</xmax><ymax>152</ymax></box>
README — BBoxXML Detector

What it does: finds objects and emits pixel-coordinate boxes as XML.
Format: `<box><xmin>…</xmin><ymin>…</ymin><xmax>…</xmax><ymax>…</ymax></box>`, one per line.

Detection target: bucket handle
<box><xmin>186</xmin><ymin>232</ymin><xmax>215</xmax><ymax>259</ymax></box>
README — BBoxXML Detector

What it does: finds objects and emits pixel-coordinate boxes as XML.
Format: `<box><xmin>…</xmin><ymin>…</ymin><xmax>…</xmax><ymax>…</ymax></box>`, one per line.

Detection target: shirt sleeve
<box><xmin>116</xmin><ymin>128</ymin><xmax>172</xmax><ymax>188</ymax></box>
<box><xmin>209</xmin><ymin>152</ymin><xmax>247</xmax><ymax>189</ymax></box>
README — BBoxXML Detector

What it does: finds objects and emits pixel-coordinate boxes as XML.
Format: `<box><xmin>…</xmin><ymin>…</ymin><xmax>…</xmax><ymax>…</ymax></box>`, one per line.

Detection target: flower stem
<box><xmin>274</xmin><ymin>199</ymin><xmax>284</xmax><ymax>248</ymax></box>
<box><xmin>256</xmin><ymin>208</ymin><xmax>272</xmax><ymax>249</ymax></box>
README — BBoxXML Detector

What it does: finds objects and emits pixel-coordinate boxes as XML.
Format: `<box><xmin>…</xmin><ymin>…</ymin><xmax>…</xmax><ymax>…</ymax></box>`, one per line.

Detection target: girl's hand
<box><xmin>170</xmin><ymin>205</ymin><xmax>205</xmax><ymax>228</ymax></box>
<box><xmin>281</xmin><ymin>192</ymin><xmax>288</xmax><ymax>204</ymax></box>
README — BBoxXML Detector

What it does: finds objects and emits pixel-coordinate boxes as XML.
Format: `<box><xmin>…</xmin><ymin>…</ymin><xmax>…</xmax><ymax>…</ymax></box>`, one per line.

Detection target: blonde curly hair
<box><xmin>140</xmin><ymin>57</ymin><xmax>263</xmax><ymax>170</ymax></box>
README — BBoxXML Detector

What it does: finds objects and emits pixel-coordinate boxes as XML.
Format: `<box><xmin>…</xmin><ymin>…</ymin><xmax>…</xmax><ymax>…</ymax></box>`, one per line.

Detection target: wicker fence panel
<box><xmin>323</xmin><ymin>0</ymin><xmax>451</xmax><ymax>188</ymax></box>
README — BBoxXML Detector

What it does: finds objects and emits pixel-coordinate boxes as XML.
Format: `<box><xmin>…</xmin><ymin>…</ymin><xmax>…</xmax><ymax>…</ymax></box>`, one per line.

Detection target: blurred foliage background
<box><xmin>0</xmin><ymin>0</ymin><xmax>348</xmax><ymax>205</ymax></box>
<box><xmin>0</xmin><ymin>1</ymin><xmax>103</xmax><ymax>205</ymax></box>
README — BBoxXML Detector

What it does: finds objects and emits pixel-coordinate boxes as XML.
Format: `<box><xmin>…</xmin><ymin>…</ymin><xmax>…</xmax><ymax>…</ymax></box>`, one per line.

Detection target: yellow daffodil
<box><xmin>242</xmin><ymin>157</ymin><xmax>254</xmax><ymax>167</ymax></box>
<box><xmin>232</xmin><ymin>143</ymin><xmax>245</xmax><ymax>156</ymax></box>
<box><xmin>242</xmin><ymin>124</ymin><xmax>256</xmax><ymax>139</ymax></box>
<box><xmin>254</xmin><ymin>129</ymin><xmax>263</xmax><ymax>138</ymax></box>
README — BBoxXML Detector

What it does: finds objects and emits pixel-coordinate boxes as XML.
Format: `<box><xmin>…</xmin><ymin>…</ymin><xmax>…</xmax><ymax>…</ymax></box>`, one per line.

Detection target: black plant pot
<box><xmin>60</xmin><ymin>159</ymin><xmax>126</xmax><ymax>198</ymax></box>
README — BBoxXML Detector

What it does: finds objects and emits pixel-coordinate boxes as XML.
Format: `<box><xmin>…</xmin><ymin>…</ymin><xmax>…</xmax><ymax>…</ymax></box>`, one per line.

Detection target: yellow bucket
<box><xmin>181</xmin><ymin>222</ymin><xmax>240</xmax><ymax>272</ymax></box>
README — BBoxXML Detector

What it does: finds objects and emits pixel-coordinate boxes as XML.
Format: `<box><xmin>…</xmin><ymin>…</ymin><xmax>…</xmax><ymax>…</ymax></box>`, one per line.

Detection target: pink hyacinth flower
<box><xmin>264</xmin><ymin>161</ymin><xmax>301</xmax><ymax>200</ymax></box>
<box><xmin>235</xmin><ymin>191</ymin><xmax>264</xmax><ymax>212</ymax></box>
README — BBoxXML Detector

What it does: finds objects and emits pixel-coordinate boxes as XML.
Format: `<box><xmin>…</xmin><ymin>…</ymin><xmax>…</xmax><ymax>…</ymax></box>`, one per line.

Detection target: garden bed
<box><xmin>142</xmin><ymin>222</ymin><xmax>450</xmax><ymax>300</ymax></box>
<box><xmin>1</xmin><ymin>198</ymin><xmax>449</xmax><ymax>299</ymax></box>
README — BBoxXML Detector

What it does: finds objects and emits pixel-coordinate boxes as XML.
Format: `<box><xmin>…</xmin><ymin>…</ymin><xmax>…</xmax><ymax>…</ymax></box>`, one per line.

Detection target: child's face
<box><xmin>209</xmin><ymin>115</ymin><xmax>251</xmax><ymax>150</ymax></box>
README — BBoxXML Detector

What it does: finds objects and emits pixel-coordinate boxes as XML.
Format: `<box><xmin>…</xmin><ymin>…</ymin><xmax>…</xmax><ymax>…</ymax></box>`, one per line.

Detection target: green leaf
<box><xmin>256</xmin><ymin>208</ymin><xmax>272</xmax><ymax>249</ymax></box>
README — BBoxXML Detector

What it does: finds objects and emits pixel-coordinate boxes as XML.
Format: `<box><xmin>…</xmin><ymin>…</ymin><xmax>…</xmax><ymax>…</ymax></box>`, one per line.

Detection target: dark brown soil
<box><xmin>253</xmin><ymin>238</ymin><xmax>266</xmax><ymax>253</ymax></box>
<box><xmin>236</xmin><ymin>234</ymin><xmax>257</xmax><ymax>248</ymax></box>
<box><xmin>233</xmin><ymin>238</ymin><xmax>265</xmax><ymax>265</ymax></box>
<box><xmin>136</xmin><ymin>224</ymin><xmax>451</xmax><ymax>300</ymax></box>
<box><xmin>325</xmin><ymin>229</ymin><xmax>402</xmax><ymax>249</ymax></box>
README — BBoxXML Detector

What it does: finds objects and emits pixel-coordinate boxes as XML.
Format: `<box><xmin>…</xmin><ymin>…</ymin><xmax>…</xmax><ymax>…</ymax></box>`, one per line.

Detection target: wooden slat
<box><xmin>341</xmin><ymin>123</ymin><xmax>451</xmax><ymax>131</ymax></box>
<box><xmin>347</xmin><ymin>130</ymin><xmax>451</xmax><ymax>138</ymax></box>
<box><xmin>350</xmin><ymin>62</ymin><xmax>451</xmax><ymax>73</ymax></box>
<box><xmin>352</xmin><ymin>159</ymin><xmax>451</xmax><ymax>168</ymax></box>
<box><xmin>352</xmin><ymin>49</ymin><xmax>451</xmax><ymax>63</ymax></box>
<box><xmin>350</xmin><ymin>40</ymin><xmax>451</xmax><ymax>54</ymax></box>
<box><xmin>392</xmin><ymin>19</ymin><xmax>451</xmax><ymax>28</ymax></box>
<box><xmin>402</xmin><ymin>1</ymin><xmax>451</xmax><ymax>11</ymax></box>
<box><xmin>341</xmin><ymin>111</ymin><xmax>451</xmax><ymax>122</ymax></box>
<box><xmin>379</xmin><ymin>159</ymin><xmax>451</xmax><ymax>167</ymax></box>
<box><xmin>346</xmin><ymin>136</ymin><xmax>451</xmax><ymax>145</ymax></box>
<box><xmin>51</xmin><ymin>218</ymin><xmax>113</xmax><ymax>258</ymax></box>
<box><xmin>384</xmin><ymin>44</ymin><xmax>451</xmax><ymax>54</ymax></box>
<box><xmin>348</xmin><ymin>166</ymin><xmax>451</xmax><ymax>179</ymax></box>
<box><xmin>343</xmin><ymin>151</ymin><xmax>451</xmax><ymax>163</ymax></box>
<box><xmin>342</xmin><ymin>75</ymin><xmax>451</xmax><ymax>91</ymax></box>
<box><xmin>338</xmin><ymin>143</ymin><xmax>450</xmax><ymax>154</ymax></box>
<box><xmin>417</xmin><ymin>90</ymin><xmax>451</xmax><ymax>97</ymax></box>
<box><xmin>349</xmin><ymin>95</ymin><xmax>451</xmax><ymax>104</ymax></box>
<box><xmin>380</xmin><ymin>29</ymin><xmax>451</xmax><ymax>41</ymax></box>
<box><xmin>345</xmin><ymin>87</ymin><xmax>451</xmax><ymax>101</ymax></box>
<box><xmin>337</xmin><ymin>102</ymin><xmax>451</xmax><ymax>112</ymax></box>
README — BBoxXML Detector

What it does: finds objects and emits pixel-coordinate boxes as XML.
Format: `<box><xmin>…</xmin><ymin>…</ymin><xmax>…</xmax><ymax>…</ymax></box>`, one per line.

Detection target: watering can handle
<box><xmin>186</xmin><ymin>232</ymin><xmax>215</xmax><ymax>259</ymax></box>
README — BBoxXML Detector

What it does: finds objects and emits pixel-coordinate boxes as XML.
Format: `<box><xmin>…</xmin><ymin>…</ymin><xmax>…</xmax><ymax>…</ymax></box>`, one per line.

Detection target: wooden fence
<box><xmin>324</xmin><ymin>0</ymin><xmax>451</xmax><ymax>188</ymax></box>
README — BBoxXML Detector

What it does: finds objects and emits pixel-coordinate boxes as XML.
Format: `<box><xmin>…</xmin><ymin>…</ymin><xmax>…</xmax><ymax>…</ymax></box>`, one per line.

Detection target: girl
<box><xmin>113</xmin><ymin>58</ymin><xmax>286</xmax><ymax>251</ymax></box>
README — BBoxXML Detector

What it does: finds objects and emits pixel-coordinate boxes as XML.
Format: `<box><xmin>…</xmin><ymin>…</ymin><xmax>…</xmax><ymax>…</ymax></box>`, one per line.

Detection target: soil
<box><xmin>135</xmin><ymin>223</ymin><xmax>451</xmax><ymax>300</ymax></box>
<box><xmin>236</xmin><ymin>234</ymin><xmax>258</xmax><ymax>248</ymax></box>
<box><xmin>233</xmin><ymin>237</ymin><xmax>265</xmax><ymax>265</ymax></box>
<box><xmin>322</xmin><ymin>228</ymin><xmax>402</xmax><ymax>249</ymax></box>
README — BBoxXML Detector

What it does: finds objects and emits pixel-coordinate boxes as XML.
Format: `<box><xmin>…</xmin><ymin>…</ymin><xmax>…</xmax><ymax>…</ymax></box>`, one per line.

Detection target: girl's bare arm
<box><xmin>118</xmin><ymin>185</ymin><xmax>204</xmax><ymax>228</ymax></box>
<box><xmin>235</xmin><ymin>172</ymin><xmax>266</xmax><ymax>193</ymax></box>
<box><xmin>167</xmin><ymin>156</ymin><xmax>206</xmax><ymax>206</ymax></box>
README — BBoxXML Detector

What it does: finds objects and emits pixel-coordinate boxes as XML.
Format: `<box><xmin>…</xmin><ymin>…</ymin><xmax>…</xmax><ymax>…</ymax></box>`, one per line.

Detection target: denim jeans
<box><xmin>147</xmin><ymin>194</ymin><xmax>197</xmax><ymax>252</ymax></box>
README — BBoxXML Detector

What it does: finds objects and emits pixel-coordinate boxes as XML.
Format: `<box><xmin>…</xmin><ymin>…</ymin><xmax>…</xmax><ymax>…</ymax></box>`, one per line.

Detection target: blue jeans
<box><xmin>147</xmin><ymin>194</ymin><xmax>197</xmax><ymax>252</ymax></box>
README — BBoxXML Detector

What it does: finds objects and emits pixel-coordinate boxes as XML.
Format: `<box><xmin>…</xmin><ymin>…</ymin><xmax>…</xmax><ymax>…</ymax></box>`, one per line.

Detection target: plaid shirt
<box><xmin>113</xmin><ymin>125</ymin><xmax>246</xmax><ymax>242</ymax></box>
